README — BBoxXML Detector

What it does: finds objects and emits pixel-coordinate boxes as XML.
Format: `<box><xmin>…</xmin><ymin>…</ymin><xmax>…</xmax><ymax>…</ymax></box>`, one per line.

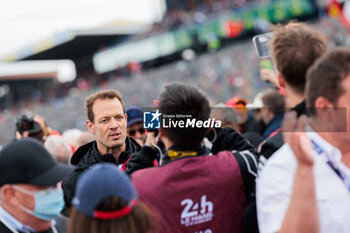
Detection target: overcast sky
<box><xmin>0</xmin><ymin>0</ymin><xmax>165</xmax><ymax>58</ymax></box>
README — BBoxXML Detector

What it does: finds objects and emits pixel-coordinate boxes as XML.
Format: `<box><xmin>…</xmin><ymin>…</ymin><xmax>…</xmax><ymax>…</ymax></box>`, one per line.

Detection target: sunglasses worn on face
<box><xmin>128</xmin><ymin>127</ymin><xmax>145</xmax><ymax>136</ymax></box>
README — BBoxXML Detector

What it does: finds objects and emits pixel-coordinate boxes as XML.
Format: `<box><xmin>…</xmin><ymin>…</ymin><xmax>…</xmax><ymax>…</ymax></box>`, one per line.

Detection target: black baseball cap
<box><xmin>0</xmin><ymin>138</ymin><xmax>72</xmax><ymax>186</ymax></box>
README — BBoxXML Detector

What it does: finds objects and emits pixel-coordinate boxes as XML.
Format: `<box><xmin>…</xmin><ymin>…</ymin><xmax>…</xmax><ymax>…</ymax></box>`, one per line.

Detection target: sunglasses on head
<box><xmin>127</xmin><ymin>127</ymin><xmax>145</xmax><ymax>136</ymax></box>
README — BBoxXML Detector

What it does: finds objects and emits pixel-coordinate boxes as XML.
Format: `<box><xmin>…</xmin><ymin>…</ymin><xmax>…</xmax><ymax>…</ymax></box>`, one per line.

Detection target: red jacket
<box><xmin>132</xmin><ymin>150</ymin><xmax>257</xmax><ymax>233</ymax></box>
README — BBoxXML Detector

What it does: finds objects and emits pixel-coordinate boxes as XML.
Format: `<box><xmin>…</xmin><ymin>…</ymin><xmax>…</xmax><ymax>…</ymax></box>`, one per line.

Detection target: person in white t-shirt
<box><xmin>257</xmin><ymin>47</ymin><xmax>350</xmax><ymax>233</ymax></box>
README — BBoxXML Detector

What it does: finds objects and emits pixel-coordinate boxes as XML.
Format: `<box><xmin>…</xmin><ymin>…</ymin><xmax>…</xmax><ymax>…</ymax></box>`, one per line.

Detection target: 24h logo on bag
<box><xmin>180</xmin><ymin>195</ymin><xmax>213</xmax><ymax>227</ymax></box>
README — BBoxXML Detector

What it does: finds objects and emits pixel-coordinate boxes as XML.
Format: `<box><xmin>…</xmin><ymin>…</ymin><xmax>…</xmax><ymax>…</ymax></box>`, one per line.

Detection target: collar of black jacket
<box><xmin>292</xmin><ymin>100</ymin><xmax>309</xmax><ymax>117</ymax></box>
<box><xmin>161</xmin><ymin>145</ymin><xmax>208</xmax><ymax>166</ymax></box>
<box><xmin>118</xmin><ymin>137</ymin><xmax>141</xmax><ymax>164</ymax></box>
<box><xmin>70</xmin><ymin>137</ymin><xmax>141</xmax><ymax>165</ymax></box>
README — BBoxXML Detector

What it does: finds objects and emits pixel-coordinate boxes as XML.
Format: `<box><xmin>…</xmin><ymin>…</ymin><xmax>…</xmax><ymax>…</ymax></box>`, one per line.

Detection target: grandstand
<box><xmin>0</xmin><ymin>0</ymin><xmax>348</xmax><ymax>145</ymax></box>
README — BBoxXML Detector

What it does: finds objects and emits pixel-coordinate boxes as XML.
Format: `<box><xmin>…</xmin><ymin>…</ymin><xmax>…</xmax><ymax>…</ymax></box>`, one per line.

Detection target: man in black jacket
<box><xmin>125</xmin><ymin>83</ymin><xmax>258</xmax><ymax>233</ymax></box>
<box><xmin>62</xmin><ymin>89</ymin><xmax>141</xmax><ymax>211</ymax></box>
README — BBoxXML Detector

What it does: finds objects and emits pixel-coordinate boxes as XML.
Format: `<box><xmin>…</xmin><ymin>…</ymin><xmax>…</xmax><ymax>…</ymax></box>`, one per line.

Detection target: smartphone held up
<box><xmin>252</xmin><ymin>32</ymin><xmax>273</xmax><ymax>58</ymax></box>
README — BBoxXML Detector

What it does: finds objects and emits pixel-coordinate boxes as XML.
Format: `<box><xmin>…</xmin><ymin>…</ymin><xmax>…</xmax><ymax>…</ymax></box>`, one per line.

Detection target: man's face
<box><xmin>13</xmin><ymin>184</ymin><xmax>38</xmax><ymax>211</ymax></box>
<box><xmin>236</xmin><ymin>110</ymin><xmax>248</xmax><ymax>125</ymax></box>
<box><xmin>261</xmin><ymin>107</ymin><xmax>273</xmax><ymax>125</ymax></box>
<box><xmin>127</xmin><ymin>122</ymin><xmax>146</xmax><ymax>146</ymax></box>
<box><xmin>11</xmin><ymin>184</ymin><xmax>51</xmax><ymax>222</ymax></box>
<box><xmin>87</xmin><ymin>98</ymin><xmax>127</xmax><ymax>153</ymax></box>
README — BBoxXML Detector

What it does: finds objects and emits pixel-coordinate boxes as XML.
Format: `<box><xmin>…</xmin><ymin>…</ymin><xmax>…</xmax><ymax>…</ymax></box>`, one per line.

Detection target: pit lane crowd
<box><xmin>0</xmin><ymin>21</ymin><xmax>350</xmax><ymax>233</ymax></box>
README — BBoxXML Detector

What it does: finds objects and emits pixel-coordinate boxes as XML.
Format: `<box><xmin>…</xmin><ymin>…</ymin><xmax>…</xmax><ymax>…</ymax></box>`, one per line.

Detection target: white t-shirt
<box><xmin>256</xmin><ymin>127</ymin><xmax>350</xmax><ymax>233</ymax></box>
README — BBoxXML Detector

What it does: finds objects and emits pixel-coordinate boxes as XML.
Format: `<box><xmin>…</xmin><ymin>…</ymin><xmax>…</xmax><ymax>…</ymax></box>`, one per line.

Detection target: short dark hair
<box><xmin>159</xmin><ymin>83</ymin><xmax>210</xmax><ymax>147</ymax></box>
<box><xmin>85</xmin><ymin>89</ymin><xmax>125</xmax><ymax>123</ymax></box>
<box><xmin>306</xmin><ymin>47</ymin><xmax>350</xmax><ymax>116</ymax></box>
<box><xmin>261</xmin><ymin>90</ymin><xmax>286</xmax><ymax>115</ymax></box>
<box><xmin>68</xmin><ymin>197</ymin><xmax>155</xmax><ymax>233</ymax></box>
<box><xmin>271</xmin><ymin>22</ymin><xmax>326</xmax><ymax>94</ymax></box>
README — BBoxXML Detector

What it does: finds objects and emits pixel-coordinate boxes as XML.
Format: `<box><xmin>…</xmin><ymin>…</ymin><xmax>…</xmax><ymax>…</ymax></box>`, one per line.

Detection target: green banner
<box><xmin>172</xmin><ymin>0</ymin><xmax>314</xmax><ymax>49</ymax></box>
<box><xmin>94</xmin><ymin>0</ymin><xmax>316</xmax><ymax>73</ymax></box>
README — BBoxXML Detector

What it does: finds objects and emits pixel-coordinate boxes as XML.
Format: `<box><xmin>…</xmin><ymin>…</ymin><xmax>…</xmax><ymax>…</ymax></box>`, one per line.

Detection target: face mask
<box><xmin>13</xmin><ymin>185</ymin><xmax>64</xmax><ymax>221</ymax></box>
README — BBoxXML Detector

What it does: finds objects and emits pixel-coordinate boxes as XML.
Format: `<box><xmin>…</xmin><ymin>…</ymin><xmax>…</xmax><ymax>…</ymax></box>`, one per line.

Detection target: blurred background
<box><xmin>0</xmin><ymin>0</ymin><xmax>349</xmax><ymax>145</ymax></box>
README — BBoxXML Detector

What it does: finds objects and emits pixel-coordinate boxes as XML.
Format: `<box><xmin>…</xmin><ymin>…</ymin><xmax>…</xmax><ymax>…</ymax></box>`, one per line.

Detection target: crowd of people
<box><xmin>0</xmin><ymin>17</ymin><xmax>350</xmax><ymax>233</ymax></box>
<box><xmin>0</xmin><ymin>17</ymin><xmax>344</xmax><ymax>147</ymax></box>
<box><xmin>150</xmin><ymin>0</ymin><xmax>267</xmax><ymax>33</ymax></box>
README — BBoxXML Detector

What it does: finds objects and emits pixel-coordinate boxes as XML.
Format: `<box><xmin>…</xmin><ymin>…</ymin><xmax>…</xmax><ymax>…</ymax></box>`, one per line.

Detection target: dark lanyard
<box><xmin>311</xmin><ymin>139</ymin><xmax>350</xmax><ymax>192</ymax></box>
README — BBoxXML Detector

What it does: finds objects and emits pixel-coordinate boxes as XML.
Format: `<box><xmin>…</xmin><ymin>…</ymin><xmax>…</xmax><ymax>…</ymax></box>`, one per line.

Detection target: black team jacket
<box><xmin>61</xmin><ymin>137</ymin><xmax>141</xmax><ymax>210</ymax></box>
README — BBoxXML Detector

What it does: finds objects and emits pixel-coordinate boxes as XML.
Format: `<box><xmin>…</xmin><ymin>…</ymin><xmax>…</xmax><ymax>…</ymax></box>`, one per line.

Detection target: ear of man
<box><xmin>86</xmin><ymin>120</ymin><xmax>95</xmax><ymax>134</ymax></box>
<box><xmin>1</xmin><ymin>184</ymin><xmax>20</xmax><ymax>206</ymax></box>
<box><xmin>277</xmin><ymin>73</ymin><xmax>285</xmax><ymax>89</ymax></box>
<box><xmin>314</xmin><ymin>96</ymin><xmax>335</xmax><ymax>122</ymax></box>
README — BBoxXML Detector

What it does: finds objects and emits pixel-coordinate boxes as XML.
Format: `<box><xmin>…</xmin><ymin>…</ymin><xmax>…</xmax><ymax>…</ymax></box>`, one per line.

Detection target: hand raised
<box><xmin>282</xmin><ymin>112</ymin><xmax>314</xmax><ymax>167</ymax></box>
